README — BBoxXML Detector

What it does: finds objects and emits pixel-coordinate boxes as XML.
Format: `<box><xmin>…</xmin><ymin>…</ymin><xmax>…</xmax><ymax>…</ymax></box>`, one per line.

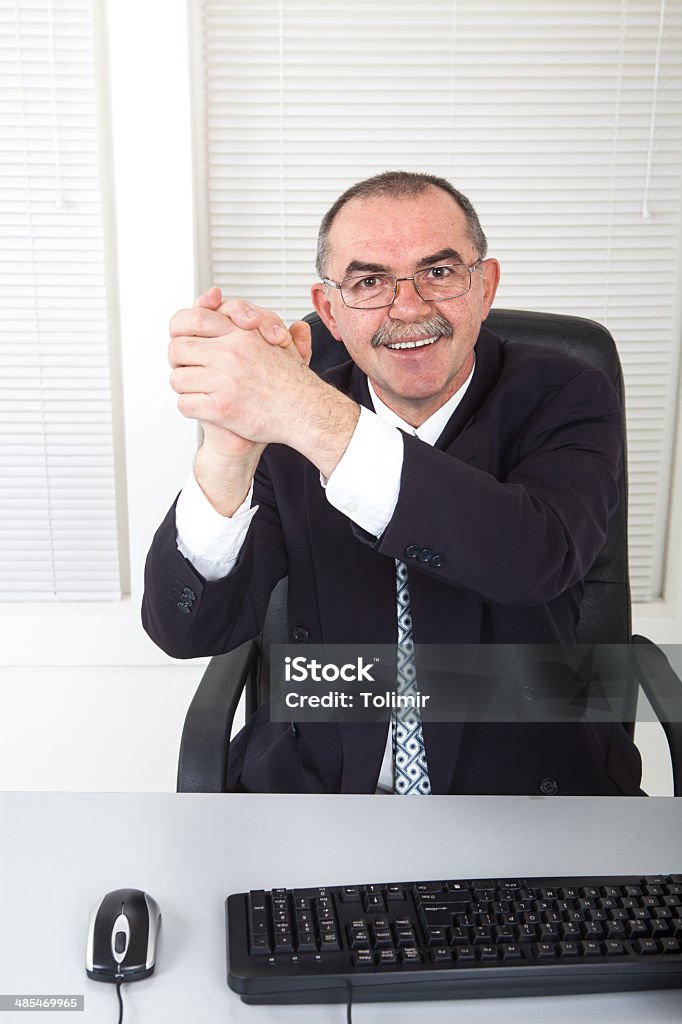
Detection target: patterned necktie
<box><xmin>393</xmin><ymin>558</ymin><xmax>432</xmax><ymax>794</ymax></box>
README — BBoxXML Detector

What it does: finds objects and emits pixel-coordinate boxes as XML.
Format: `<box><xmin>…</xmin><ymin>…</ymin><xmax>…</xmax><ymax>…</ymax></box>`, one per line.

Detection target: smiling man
<box><xmin>142</xmin><ymin>171</ymin><xmax>642</xmax><ymax>796</ymax></box>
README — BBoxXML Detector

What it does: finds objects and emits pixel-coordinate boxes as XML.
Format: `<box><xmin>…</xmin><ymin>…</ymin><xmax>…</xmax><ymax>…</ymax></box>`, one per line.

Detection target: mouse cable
<box><xmin>114</xmin><ymin>977</ymin><xmax>124</xmax><ymax>1024</ymax></box>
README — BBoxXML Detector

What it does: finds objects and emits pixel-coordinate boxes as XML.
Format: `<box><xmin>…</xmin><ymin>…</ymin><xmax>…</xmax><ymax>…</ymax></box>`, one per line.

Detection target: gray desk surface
<box><xmin>1</xmin><ymin>793</ymin><xmax>681</xmax><ymax>1023</ymax></box>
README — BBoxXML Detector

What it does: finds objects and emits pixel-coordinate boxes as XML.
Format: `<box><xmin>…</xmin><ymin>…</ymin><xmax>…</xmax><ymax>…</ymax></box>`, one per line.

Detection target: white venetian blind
<box><xmin>195</xmin><ymin>0</ymin><xmax>682</xmax><ymax>603</ymax></box>
<box><xmin>0</xmin><ymin>0</ymin><xmax>122</xmax><ymax>601</ymax></box>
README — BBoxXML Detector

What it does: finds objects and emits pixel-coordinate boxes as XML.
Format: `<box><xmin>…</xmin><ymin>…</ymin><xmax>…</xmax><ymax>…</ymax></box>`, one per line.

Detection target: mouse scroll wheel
<box><xmin>111</xmin><ymin>913</ymin><xmax>131</xmax><ymax>963</ymax></box>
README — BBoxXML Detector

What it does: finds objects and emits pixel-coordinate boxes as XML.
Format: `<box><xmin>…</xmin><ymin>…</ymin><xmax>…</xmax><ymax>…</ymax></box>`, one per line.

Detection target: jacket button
<box><xmin>540</xmin><ymin>777</ymin><xmax>559</xmax><ymax>796</ymax></box>
<box><xmin>177</xmin><ymin>602</ymin><xmax>191</xmax><ymax>614</ymax></box>
<box><xmin>293</xmin><ymin>626</ymin><xmax>309</xmax><ymax>643</ymax></box>
<box><xmin>405</xmin><ymin>545</ymin><xmax>420</xmax><ymax>559</ymax></box>
<box><xmin>183</xmin><ymin>587</ymin><xmax>196</xmax><ymax>601</ymax></box>
<box><xmin>519</xmin><ymin>684</ymin><xmax>538</xmax><ymax>702</ymax></box>
<box><xmin>418</xmin><ymin>548</ymin><xmax>433</xmax><ymax>563</ymax></box>
<box><xmin>430</xmin><ymin>553</ymin><xmax>445</xmax><ymax>568</ymax></box>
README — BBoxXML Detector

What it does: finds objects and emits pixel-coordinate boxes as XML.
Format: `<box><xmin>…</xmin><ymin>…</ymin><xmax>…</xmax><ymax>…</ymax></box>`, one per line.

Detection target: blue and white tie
<box><xmin>393</xmin><ymin>558</ymin><xmax>432</xmax><ymax>794</ymax></box>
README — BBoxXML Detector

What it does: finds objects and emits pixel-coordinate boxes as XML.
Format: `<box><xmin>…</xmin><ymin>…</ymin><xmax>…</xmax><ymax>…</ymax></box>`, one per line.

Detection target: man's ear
<box><xmin>311</xmin><ymin>282</ymin><xmax>343</xmax><ymax>341</ymax></box>
<box><xmin>480</xmin><ymin>259</ymin><xmax>501</xmax><ymax>320</ymax></box>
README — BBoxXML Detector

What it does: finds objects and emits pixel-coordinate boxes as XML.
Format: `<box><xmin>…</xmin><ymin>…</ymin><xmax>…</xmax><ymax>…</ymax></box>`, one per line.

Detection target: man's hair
<box><xmin>315</xmin><ymin>170</ymin><xmax>488</xmax><ymax>278</ymax></box>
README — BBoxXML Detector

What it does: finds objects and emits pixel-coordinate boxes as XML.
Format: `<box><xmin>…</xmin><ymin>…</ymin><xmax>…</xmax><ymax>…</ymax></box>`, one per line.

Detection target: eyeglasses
<box><xmin>322</xmin><ymin>260</ymin><xmax>483</xmax><ymax>310</ymax></box>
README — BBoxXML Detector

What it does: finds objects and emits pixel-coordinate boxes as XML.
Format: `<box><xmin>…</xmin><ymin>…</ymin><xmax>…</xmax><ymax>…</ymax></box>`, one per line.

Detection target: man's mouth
<box><xmin>385</xmin><ymin>335</ymin><xmax>440</xmax><ymax>351</ymax></box>
<box><xmin>371</xmin><ymin>313</ymin><xmax>453</xmax><ymax>349</ymax></box>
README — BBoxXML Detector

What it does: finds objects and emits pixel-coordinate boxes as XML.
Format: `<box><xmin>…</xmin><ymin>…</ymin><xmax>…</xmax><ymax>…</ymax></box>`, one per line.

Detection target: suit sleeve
<box><xmin>141</xmin><ymin>458</ymin><xmax>288</xmax><ymax>658</ymax></box>
<box><xmin>355</xmin><ymin>367</ymin><xmax>622</xmax><ymax>607</ymax></box>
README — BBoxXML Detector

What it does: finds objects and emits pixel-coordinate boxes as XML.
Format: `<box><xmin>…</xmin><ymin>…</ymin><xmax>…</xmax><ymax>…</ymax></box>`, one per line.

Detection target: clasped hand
<box><xmin>168</xmin><ymin>286</ymin><xmax>313</xmax><ymax>449</ymax></box>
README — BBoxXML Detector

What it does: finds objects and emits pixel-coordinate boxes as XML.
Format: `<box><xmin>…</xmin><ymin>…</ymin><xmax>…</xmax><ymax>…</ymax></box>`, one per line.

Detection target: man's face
<box><xmin>311</xmin><ymin>188</ymin><xmax>500</xmax><ymax>427</ymax></box>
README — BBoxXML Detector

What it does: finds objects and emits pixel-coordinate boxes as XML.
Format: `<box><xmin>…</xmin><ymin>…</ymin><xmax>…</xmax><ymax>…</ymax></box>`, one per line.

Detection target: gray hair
<box><xmin>315</xmin><ymin>170</ymin><xmax>487</xmax><ymax>278</ymax></box>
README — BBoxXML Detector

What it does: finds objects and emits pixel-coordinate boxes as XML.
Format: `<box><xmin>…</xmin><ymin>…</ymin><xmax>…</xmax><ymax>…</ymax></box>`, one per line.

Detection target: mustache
<box><xmin>371</xmin><ymin>313</ymin><xmax>454</xmax><ymax>349</ymax></box>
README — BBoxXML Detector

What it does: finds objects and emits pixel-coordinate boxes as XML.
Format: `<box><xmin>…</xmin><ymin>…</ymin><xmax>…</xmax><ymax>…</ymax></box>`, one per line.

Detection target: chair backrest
<box><xmin>248</xmin><ymin>309</ymin><xmax>632</xmax><ymax>721</ymax></box>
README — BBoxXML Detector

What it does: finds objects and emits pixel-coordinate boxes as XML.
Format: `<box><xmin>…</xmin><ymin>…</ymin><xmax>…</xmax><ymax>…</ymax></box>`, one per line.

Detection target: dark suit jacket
<box><xmin>142</xmin><ymin>326</ymin><xmax>643</xmax><ymax>796</ymax></box>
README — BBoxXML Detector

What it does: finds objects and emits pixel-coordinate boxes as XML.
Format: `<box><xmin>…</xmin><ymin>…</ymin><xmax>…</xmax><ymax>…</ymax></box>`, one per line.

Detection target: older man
<box><xmin>143</xmin><ymin>171</ymin><xmax>642</xmax><ymax>796</ymax></box>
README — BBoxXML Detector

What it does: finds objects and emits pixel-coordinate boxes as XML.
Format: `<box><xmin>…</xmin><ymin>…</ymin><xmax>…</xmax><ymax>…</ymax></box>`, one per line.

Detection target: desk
<box><xmin>1</xmin><ymin>793</ymin><xmax>680</xmax><ymax>1022</ymax></box>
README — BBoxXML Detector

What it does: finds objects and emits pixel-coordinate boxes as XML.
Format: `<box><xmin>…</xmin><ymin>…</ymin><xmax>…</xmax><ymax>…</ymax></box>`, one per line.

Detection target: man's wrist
<box><xmin>287</xmin><ymin>376</ymin><xmax>361</xmax><ymax>478</ymax></box>
<box><xmin>193</xmin><ymin>442</ymin><xmax>264</xmax><ymax>517</ymax></box>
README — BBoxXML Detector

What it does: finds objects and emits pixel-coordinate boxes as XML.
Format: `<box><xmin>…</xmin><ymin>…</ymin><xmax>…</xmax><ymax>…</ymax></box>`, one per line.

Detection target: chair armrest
<box><xmin>176</xmin><ymin>640</ymin><xmax>258</xmax><ymax>793</ymax></box>
<box><xmin>632</xmin><ymin>635</ymin><xmax>682</xmax><ymax>796</ymax></box>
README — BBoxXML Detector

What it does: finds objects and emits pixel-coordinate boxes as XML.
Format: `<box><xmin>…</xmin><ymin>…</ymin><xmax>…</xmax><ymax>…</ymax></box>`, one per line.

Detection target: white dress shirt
<box><xmin>175</xmin><ymin>364</ymin><xmax>475</xmax><ymax>792</ymax></box>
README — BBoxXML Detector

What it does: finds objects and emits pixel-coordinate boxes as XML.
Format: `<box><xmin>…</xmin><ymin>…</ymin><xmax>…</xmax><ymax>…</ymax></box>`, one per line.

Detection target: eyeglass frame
<box><xmin>321</xmin><ymin>259</ymin><xmax>484</xmax><ymax>309</ymax></box>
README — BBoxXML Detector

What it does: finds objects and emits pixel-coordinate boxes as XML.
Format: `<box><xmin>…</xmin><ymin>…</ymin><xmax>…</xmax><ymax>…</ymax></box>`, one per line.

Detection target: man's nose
<box><xmin>388</xmin><ymin>277</ymin><xmax>431</xmax><ymax>321</ymax></box>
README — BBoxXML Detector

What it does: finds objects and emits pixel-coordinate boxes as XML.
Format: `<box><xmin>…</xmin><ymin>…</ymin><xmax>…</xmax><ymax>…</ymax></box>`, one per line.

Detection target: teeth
<box><xmin>386</xmin><ymin>335</ymin><xmax>438</xmax><ymax>351</ymax></box>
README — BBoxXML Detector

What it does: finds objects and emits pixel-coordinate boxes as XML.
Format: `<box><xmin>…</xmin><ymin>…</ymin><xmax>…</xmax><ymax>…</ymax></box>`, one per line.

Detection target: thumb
<box><xmin>289</xmin><ymin>320</ymin><xmax>313</xmax><ymax>365</ymax></box>
<box><xmin>193</xmin><ymin>285</ymin><xmax>223</xmax><ymax>309</ymax></box>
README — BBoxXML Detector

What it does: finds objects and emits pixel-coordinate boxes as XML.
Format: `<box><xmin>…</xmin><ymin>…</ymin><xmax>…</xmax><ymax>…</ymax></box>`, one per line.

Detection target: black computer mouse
<box><xmin>86</xmin><ymin>888</ymin><xmax>161</xmax><ymax>983</ymax></box>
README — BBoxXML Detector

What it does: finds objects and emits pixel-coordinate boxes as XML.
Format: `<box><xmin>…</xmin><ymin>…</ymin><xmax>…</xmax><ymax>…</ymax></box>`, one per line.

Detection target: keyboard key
<box><xmin>378</xmin><ymin>948</ymin><xmax>398</xmax><ymax>965</ymax></box>
<box><xmin>395</xmin><ymin>927</ymin><xmax>418</xmax><ymax>947</ymax></box>
<box><xmin>582</xmin><ymin>941</ymin><xmax>602</xmax><ymax>956</ymax></box>
<box><xmin>274</xmin><ymin>933</ymin><xmax>294</xmax><ymax>953</ymax></box>
<box><xmin>430</xmin><ymin>947</ymin><xmax>452</xmax><ymax>963</ymax></box>
<box><xmin>348</xmin><ymin>927</ymin><xmax>370</xmax><ymax>949</ymax></box>
<box><xmin>516</xmin><ymin>924</ymin><xmax>537</xmax><ymax>943</ymax></box>
<box><xmin>634</xmin><ymin>939</ymin><xmax>658</xmax><ymax>955</ymax></box>
<box><xmin>479</xmin><ymin>945</ymin><xmax>498</xmax><ymax>961</ymax></box>
<box><xmin>374</xmin><ymin>927</ymin><xmax>393</xmax><ymax>947</ymax></box>
<box><xmin>582</xmin><ymin>922</ymin><xmax>604</xmax><ymax>940</ymax></box>
<box><xmin>353</xmin><ymin>951</ymin><xmax>374</xmax><ymax>967</ymax></box>
<box><xmin>659</xmin><ymin>938</ymin><xmax>681</xmax><ymax>954</ymax></box>
<box><xmin>249</xmin><ymin>935</ymin><xmax>271</xmax><ymax>955</ymax></box>
<box><xmin>534</xmin><ymin>942</ymin><xmax>556</xmax><ymax>959</ymax></box>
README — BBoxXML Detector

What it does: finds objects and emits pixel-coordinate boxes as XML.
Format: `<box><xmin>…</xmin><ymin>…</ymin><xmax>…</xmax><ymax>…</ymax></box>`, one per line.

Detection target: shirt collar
<box><xmin>367</xmin><ymin>358</ymin><xmax>476</xmax><ymax>444</ymax></box>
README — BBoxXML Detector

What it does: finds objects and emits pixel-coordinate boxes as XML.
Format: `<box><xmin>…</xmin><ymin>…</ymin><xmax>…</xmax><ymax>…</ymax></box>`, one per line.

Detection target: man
<box><xmin>143</xmin><ymin>171</ymin><xmax>642</xmax><ymax>795</ymax></box>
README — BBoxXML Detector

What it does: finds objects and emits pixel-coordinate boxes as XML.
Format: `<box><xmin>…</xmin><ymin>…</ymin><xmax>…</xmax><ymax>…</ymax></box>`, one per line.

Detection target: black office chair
<box><xmin>176</xmin><ymin>309</ymin><xmax>682</xmax><ymax>794</ymax></box>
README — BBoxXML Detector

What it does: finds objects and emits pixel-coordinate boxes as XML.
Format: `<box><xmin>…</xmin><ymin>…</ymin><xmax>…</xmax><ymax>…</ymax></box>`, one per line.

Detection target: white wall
<box><xmin>0</xmin><ymin>0</ymin><xmax>679</xmax><ymax>796</ymax></box>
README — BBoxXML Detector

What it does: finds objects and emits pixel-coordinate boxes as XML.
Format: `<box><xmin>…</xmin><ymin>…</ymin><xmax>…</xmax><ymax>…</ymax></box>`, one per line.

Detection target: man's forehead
<box><xmin>326</xmin><ymin>189</ymin><xmax>474</xmax><ymax>270</ymax></box>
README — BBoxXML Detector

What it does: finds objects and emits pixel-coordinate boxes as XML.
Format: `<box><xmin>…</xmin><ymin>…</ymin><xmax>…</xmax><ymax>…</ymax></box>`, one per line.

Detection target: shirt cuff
<box><xmin>323</xmin><ymin>406</ymin><xmax>404</xmax><ymax>537</ymax></box>
<box><xmin>175</xmin><ymin>471</ymin><xmax>258</xmax><ymax>581</ymax></box>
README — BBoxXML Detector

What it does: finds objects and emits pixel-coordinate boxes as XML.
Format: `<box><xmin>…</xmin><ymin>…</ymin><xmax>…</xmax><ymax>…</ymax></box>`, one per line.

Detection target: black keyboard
<box><xmin>226</xmin><ymin>873</ymin><xmax>682</xmax><ymax>1004</ymax></box>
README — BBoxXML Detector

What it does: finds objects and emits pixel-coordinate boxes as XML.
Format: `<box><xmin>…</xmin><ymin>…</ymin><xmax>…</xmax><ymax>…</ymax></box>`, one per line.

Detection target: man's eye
<box><xmin>360</xmin><ymin>276</ymin><xmax>380</xmax><ymax>288</ymax></box>
<box><xmin>426</xmin><ymin>266</ymin><xmax>454</xmax><ymax>279</ymax></box>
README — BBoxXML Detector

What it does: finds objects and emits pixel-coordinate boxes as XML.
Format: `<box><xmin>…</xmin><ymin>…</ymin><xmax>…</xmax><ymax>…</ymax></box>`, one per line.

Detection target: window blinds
<box><xmin>0</xmin><ymin>0</ymin><xmax>122</xmax><ymax>601</ymax></box>
<box><xmin>195</xmin><ymin>0</ymin><xmax>682</xmax><ymax>602</ymax></box>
